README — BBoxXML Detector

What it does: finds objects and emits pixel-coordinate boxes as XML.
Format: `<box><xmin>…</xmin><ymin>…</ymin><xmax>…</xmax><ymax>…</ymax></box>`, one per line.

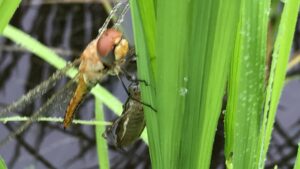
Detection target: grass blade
<box><xmin>0</xmin><ymin>156</ymin><xmax>7</xmax><ymax>169</ymax></box>
<box><xmin>130</xmin><ymin>0</ymin><xmax>160</xmax><ymax>167</ymax></box>
<box><xmin>258</xmin><ymin>0</ymin><xmax>300</xmax><ymax>168</ymax></box>
<box><xmin>95</xmin><ymin>98</ymin><xmax>110</xmax><ymax>169</ymax></box>
<box><xmin>225</xmin><ymin>0</ymin><xmax>271</xmax><ymax>168</ymax></box>
<box><xmin>0</xmin><ymin>0</ymin><xmax>21</xmax><ymax>33</ymax></box>
<box><xmin>132</xmin><ymin>0</ymin><xmax>241</xmax><ymax>168</ymax></box>
<box><xmin>294</xmin><ymin>144</ymin><xmax>300</xmax><ymax>169</ymax></box>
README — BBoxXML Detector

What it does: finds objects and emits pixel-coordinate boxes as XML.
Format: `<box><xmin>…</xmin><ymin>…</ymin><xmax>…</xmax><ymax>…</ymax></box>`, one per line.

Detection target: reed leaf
<box><xmin>294</xmin><ymin>144</ymin><xmax>300</xmax><ymax>169</ymax></box>
<box><xmin>225</xmin><ymin>0</ymin><xmax>270</xmax><ymax>168</ymax></box>
<box><xmin>131</xmin><ymin>0</ymin><xmax>241</xmax><ymax>168</ymax></box>
<box><xmin>0</xmin><ymin>0</ymin><xmax>21</xmax><ymax>33</ymax></box>
<box><xmin>258</xmin><ymin>0</ymin><xmax>300</xmax><ymax>168</ymax></box>
<box><xmin>130</xmin><ymin>0</ymin><xmax>161</xmax><ymax>168</ymax></box>
<box><xmin>0</xmin><ymin>156</ymin><xmax>7</xmax><ymax>169</ymax></box>
<box><xmin>95</xmin><ymin>98</ymin><xmax>110</xmax><ymax>169</ymax></box>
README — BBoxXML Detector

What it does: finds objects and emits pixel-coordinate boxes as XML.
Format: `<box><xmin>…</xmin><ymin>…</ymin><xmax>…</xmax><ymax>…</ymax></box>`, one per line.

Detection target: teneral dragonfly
<box><xmin>63</xmin><ymin>27</ymin><xmax>129</xmax><ymax>128</ymax></box>
<box><xmin>102</xmin><ymin>83</ymin><xmax>145</xmax><ymax>147</ymax></box>
<box><xmin>0</xmin><ymin>1</ymin><xmax>131</xmax><ymax>145</ymax></box>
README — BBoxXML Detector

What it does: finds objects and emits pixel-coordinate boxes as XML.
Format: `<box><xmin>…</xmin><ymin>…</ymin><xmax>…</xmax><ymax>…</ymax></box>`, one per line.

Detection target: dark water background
<box><xmin>0</xmin><ymin>1</ymin><xmax>299</xmax><ymax>169</ymax></box>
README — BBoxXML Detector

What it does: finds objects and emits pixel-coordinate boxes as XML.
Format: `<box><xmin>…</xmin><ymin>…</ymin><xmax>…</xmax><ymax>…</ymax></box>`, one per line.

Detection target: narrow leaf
<box><xmin>95</xmin><ymin>98</ymin><xmax>110</xmax><ymax>169</ymax></box>
<box><xmin>0</xmin><ymin>156</ymin><xmax>7</xmax><ymax>169</ymax></box>
<box><xmin>0</xmin><ymin>0</ymin><xmax>21</xmax><ymax>33</ymax></box>
<box><xmin>130</xmin><ymin>0</ymin><xmax>161</xmax><ymax>168</ymax></box>
<box><xmin>155</xmin><ymin>0</ymin><xmax>240</xmax><ymax>169</ymax></box>
<box><xmin>258</xmin><ymin>0</ymin><xmax>300</xmax><ymax>168</ymax></box>
<box><xmin>294</xmin><ymin>144</ymin><xmax>300</xmax><ymax>169</ymax></box>
<box><xmin>225</xmin><ymin>0</ymin><xmax>270</xmax><ymax>168</ymax></box>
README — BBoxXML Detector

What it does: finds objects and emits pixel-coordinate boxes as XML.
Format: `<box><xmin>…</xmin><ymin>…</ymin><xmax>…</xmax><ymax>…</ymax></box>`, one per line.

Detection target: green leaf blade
<box><xmin>0</xmin><ymin>0</ymin><xmax>21</xmax><ymax>33</ymax></box>
<box><xmin>259</xmin><ymin>0</ymin><xmax>300</xmax><ymax>168</ymax></box>
<box><xmin>225</xmin><ymin>0</ymin><xmax>271</xmax><ymax>168</ymax></box>
<box><xmin>95</xmin><ymin>98</ymin><xmax>110</xmax><ymax>169</ymax></box>
<box><xmin>155</xmin><ymin>0</ymin><xmax>241</xmax><ymax>169</ymax></box>
<box><xmin>0</xmin><ymin>156</ymin><xmax>7</xmax><ymax>169</ymax></box>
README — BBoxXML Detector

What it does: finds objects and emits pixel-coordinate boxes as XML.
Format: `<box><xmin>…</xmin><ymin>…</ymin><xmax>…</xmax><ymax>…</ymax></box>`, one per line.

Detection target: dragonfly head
<box><xmin>102</xmin><ymin>123</ymin><xmax>118</xmax><ymax>146</ymax></box>
<box><xmin>97</xmin><ymin>28</ymin><xmax>129</xmax><ymax>68</ymax></box>
<box><xmin>128</xmin><ymin>83</ymin><xmax>141</xmax><ymax>99</ymax></box>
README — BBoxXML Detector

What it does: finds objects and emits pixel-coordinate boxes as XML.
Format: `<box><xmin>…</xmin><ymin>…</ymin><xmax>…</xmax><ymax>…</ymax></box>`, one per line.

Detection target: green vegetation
<box><xmin>130</xmin><ymin>0</ymin><xmax>300</xmax><ymax>169</ymax></box>
<box><xmin>0</xmin><ymin>156</ymin><xmax>8</xmax><ymax>169</ymax></box>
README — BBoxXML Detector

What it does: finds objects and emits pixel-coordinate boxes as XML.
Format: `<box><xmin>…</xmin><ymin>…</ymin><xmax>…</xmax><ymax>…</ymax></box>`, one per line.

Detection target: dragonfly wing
<box><xmin>0</xmin><ymin>78</ymin><xmax>78</xmax><ymax>147</ymax></box>
<box><xmin>41</xmin><ymin>79</ymin><xmax>78</xmax><ymax>117</ymax></box>
<box><xmin>0</xmin><ymin>61</ymin><xmax>79</xmax><ymax>117</ymax></box>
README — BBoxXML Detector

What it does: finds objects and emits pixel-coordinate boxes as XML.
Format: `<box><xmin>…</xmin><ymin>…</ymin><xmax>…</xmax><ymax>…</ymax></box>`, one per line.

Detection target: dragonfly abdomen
<box><xmin>63</xmin><ymin>74</ymin><xmax>89</xmax><ymax>128</ymax></box>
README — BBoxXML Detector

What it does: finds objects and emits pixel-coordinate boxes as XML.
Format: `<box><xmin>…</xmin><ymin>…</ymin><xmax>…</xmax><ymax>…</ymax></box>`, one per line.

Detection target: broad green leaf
<box><xmin>225</xmin><ymin>0</ymin><xmax>270</xmax><ymax>168</ymax></box>
<box><xmin>132</xmin><ymin>0</ymin><xmax>241</xmax><ymax>168</ymax></box>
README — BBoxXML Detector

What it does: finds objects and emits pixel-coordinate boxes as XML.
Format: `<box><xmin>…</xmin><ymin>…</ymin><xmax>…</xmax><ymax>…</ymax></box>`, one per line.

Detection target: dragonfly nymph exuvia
<box><xmin>0</xmin><ymin>1</ymin><xmax>134</xmax><ymax>146</ymax></box>
<box><xmin>103</xmin><ymin>82</ymin><xmax>145</xmax><ymax>147</ymax></box>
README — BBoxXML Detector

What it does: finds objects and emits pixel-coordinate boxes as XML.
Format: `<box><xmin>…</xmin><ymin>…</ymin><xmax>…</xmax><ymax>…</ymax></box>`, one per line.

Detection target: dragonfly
<box><xmin>0</xmin><ymin>1</ymin><xmax>132</xmax><ymax>146</ymax></box>
<box><xmin>62</xmin><ymin>26</ymin><xmax>129</xmax><ymax>128</ymax></box>
<box><xmin>102</xmin><ymin>82</ymin><xmax>146</xmax><ymax>147</ymax></box>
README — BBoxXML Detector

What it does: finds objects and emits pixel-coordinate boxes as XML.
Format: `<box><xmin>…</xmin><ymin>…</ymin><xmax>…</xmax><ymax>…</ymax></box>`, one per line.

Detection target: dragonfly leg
<box><xmin>117</xmin><ymin>76</ymin><xmax>156</xmax><ymax>112</ymax></box>
<box><xmin>121</xmin><ymin>68</ymin><xmax>149</xmax><ymax>86</ymax></box>
<box><xmin>129</xmin><ymin>96</ymin><xmax>157</xmax><ymax>112</ymax></box>
<box><xmin>117</xmin><ymin>75</ymin><xmax>130</xmax><ymax>96</ymax></box>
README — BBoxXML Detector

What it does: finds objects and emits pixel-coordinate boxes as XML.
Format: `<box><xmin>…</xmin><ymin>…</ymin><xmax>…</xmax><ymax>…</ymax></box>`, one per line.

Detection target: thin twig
<box><xmin>22</xmin><ymin>0</ymin><xmax>108</xmax><ymax>6</ymax></box>
<box><xmin>0</xmin><ymin>44</ymin><xmax>81</xmax><ymax>57</ymax></box>
<box><xmin>0</xmin><ymin>116</ymin><xmax>111</xmax><ymax>126</ymax></box>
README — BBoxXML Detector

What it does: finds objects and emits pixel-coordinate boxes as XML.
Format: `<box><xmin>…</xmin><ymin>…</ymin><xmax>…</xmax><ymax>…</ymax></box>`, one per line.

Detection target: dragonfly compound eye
<box><xmin>114</xmin><ymin>39</ymin><xmax>129</xmax><ymax>61</ymax></box>
<box><xmin>97</xmin><ymin>28</ymin><xmax>128</xmax><ymax>66</ymax></box>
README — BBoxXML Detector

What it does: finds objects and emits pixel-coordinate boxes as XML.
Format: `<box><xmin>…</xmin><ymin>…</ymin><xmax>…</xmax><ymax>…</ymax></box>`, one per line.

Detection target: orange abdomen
<box><xmin>63</xmin><ymin>75</ymin><xmax>88</xmax><ymax>128</ymax></box>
